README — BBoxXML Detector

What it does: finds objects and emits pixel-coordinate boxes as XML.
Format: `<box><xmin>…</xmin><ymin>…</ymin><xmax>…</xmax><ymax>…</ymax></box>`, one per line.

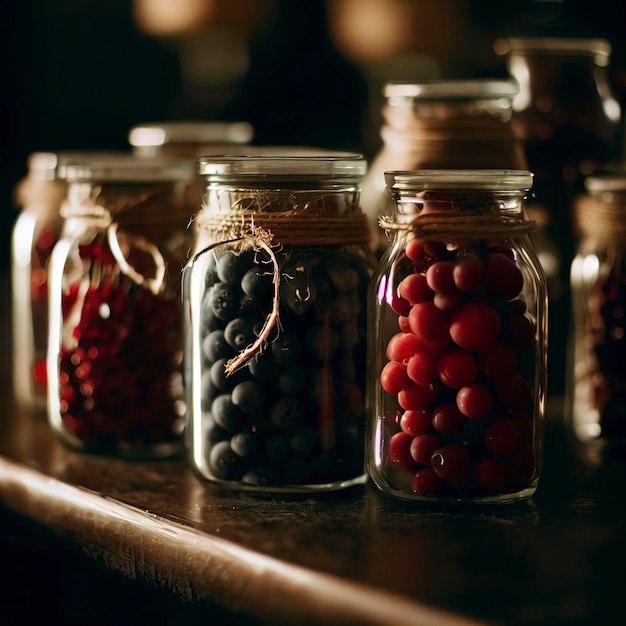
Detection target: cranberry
<box><xmin>389</xmin><ymin>432</ymin><xmax>416</xmax><ymax>470</ymax></box>
<box><xmin>386</xmin><ymin>332</ymin><xmax>421</xmax><ymax>363</ymax></box>
<box><xmin>426</xmin><ymin>260</ymin><xmax>456</xmax><ymax>293</ymax></box>
<box><xmin>398</xmin><ymin>381</ymin><xmax>437</xmax><ymax>410</ymax></box>
<box><xmin>406</xmin><ymin>347</ymin><xmax>436</xmax><ymax>387</ymax></box>
<box><xmin>474</xmin><ymin>456</ymin><xmax>508</xmax><ymax>490</ymax></box>
<box><xmin>496</xmin><ymin>374</ymin><xmax>533</xmax><ymax>410</ymax></box>
<box><xmin>412</xmin><ymin>467</ymin><xmax>444</xmax><ymax>495</ymax></box>
<box><xmin>506</xmin><ymin>313</ymin><xmax>535</xmax><ymax>350</ymax></box>
<box><xmin>380</xmin><ymin>361</ymin><xmax>410</xmax><ymax>395</ymax></box>
<box><xmin>432</xmin><ymin>403</ymin><xmax>465</xmax><ymax>434</ymax></box>
<box><xmin>431</xmin><ymin>444</ymin><xmax>471</xmax><ymax>485</ymax></box>
<box><xmin>453</xmin><ymin>252</ymin><xmax>485</xmax><ymax>293</ymax></box>
<box><xmin>436</xmin><ymin>348</ymin><xmax>478</xmax><ymax>388</ymax></box>
<box><xmin>484</xmin><ymin>252</ymin><xmax>524</xmax><ymax>301</ymax></box>
<box><xmin>483</xmin><ymin>417</ymin><xmax>523</xmax><ymax>456</ymax></box>
<box><xmin>408</xmin><ymin>301</ymin><xmax>450</xmax><ymax>344</ymax></box>
<box><xmin>433</xmin><ymin>290</ymin><xmax>463</xmax><ymax>313</ymax></box>
<box><xmin>410</xmin><ymin>434</ymin><xmax>440</xmax><ymax>465</ymax></box>
<box><xmin>398</xmin><ymin>273</ymin><xmax>433</xmax><ymax>304</ymax></box>
<box><xmin>400</xmin><ymin>408</ymin><xmax>432</xmax><ymax>436</ymax></box>
<box><xmin>449</xmin><ymin>301</ymin><xmax>502</xmax><ymax>351</ymax></box>
<box><xmin>478</xmin><ymin>343</ymin><xmax>517</xmax><ymax>383</ymax></box>
<box><xmin>456</xmin><ymin>383</ymin><xmax>494</xmax><ymax>419</ymax></box>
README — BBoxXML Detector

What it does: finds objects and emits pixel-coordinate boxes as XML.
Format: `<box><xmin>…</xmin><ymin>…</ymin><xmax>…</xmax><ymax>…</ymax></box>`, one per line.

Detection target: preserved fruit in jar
<box><xmin>568</xmin><ymin>174</ymin><xmax>626</xmax><ymax>447</ymax></box>
<box><xmin>184</xmin><ymin>153</ymin><xmax>371</xmax><ymax>492</ymax></box>
<box><xmin>47</xmin><ymin>154</ymin><xmax>194</xmax><ymax>457</ymax></box>
<box><xmin>368</xmin><ymin>170</ymin><xmax>547</xmax><ymax>504</ymax></box>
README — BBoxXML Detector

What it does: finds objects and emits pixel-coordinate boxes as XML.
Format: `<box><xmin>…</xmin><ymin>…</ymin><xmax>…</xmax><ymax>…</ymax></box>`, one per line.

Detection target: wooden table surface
<box><xmin>1</xmin><ymin>271</ymin><xmax>625</xmax><ymax>625</ymax></box>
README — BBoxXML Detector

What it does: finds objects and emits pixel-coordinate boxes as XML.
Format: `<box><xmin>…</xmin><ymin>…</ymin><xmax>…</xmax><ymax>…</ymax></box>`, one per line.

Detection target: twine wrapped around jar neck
<box><xmin>60</xmin><ymin>184</ymin><xmax>187</xmax><ymax>295</ymax></box>
<box><xmin>379</xmin><ymin>211</ymin><xmax>537</xmax><ymax>242</ymax></box>
<box><xmin>573</xmin><ymin>194</ymin><xmax>626</xmax><ymax>243</ymax></box>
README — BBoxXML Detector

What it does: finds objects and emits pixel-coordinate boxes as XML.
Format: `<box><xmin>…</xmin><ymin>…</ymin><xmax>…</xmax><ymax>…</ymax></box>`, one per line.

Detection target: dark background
<box><xmin>2</xmin><ymin>0</ymin><xmax>626</xmax><ymax>273</ymax></box>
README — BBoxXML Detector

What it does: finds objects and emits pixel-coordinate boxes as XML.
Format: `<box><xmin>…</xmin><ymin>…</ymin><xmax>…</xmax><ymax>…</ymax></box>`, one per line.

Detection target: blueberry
<box><xmin>209</xmin><ymin>358</ymin><xmax>244</xmax><ymax>391</ymax></box>
<box><xmin>290</xmin><ymin>427</ymin><xmax>319</xmax><ymax>459</ymax></box>
<box><xmin>248</xmin><ymin>351</ymin><xmax>279</xmax><ymax>382</ymax></box>
<box><xmin>203</xmin><ymin>329</ymin><xmax>232</xmax><ymax>363</ymax></box>
<box><xmin>277</xmin><ymin>367</ymin><xmax>307</xmax><ymax>395</ymax></box>
<box><xmin>217</xmin><ymin>249</ymin><xmax>253</xmax><ymax>285</ymax></box>
<box><xmin>264</xmin><ymin>432</ymin><xmax>291</xmax><ymax>464</ymax></box>
<box><xmin>224</xmin><ymin>317</ymin><xmax>256</xmax><ymax>351</ymax></box>
<box><xmin>203</xmin><ymin>412</ymin><xmax>229</xmax><ymax>446</ymax></box>
<box><xmin>201</xmin><ymin>370</ymin><xmax>220</xmax><ymax>410</ymax></box>
<box><xmin>200</xmin><ymin>287</ymin><xmax>223</xmax><ymax>331</ymax></box>
<box><xmin>231</xmin><ymin>380</ymin><xmax>268</xmax><ymax>416</ymax></box>
<box><xmin>270</xmin><ymin>397</ymin><xmax>305</xmax><ymax>434</ymax></box>
<box><xmin>271</xmin><ymin>331</ymin><xmax>302</xmax><ymax>366</ymax></box>
<box><xmin>212</xmin><ymin>394</ymin><xmax>247</xmax><ymax>431</ymax></box>
<box><xmin>241</xmin><ymin>267</ymin><xmax>273</xmax><ymax>300</ymax></box>
<box><xmin>208</xmin><ymin>440</ymin><xmax>245</xmax><ymax>480</ymax></box>
<box><xmin>210</xmin><ymin>282</ymin><xmax>237</xmax><ymax>320</ymax></box>
<box><xmin>241</xmin><ymin>463</ymin><xmax>281</xmax><ymax>486</ymax></box>
<box><xmin>230</xmin><ymin>431</ymin><xmax>261</xmax><ymax>459</ymax></box>
<box><xmin>280</xmin><ymin>260</ymin><xmax>317</xmax><ymax>315</ymax></box>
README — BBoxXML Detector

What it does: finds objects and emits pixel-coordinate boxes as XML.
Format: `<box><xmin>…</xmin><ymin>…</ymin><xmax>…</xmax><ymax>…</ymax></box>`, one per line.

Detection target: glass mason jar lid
<box><xmin>385</xmin><ymin>169</ymin><xmax>533</xmax><ymax>192</ymax></box>
<box><xmin>57</xmin><ymin>153</ymin><xmax>195</xmax><ymax>183</ymax></box>
<box><xmin>197</xmin><ymin>152</ymin><xmax>367</xmax><ymax>184</ymax></box>
<box><xmin>128</xmin><ymin>121</ymin><xmax>254</xmax><ymax>148</ymax></box>
<box><xmin>494</xmin><ymin>37</ymin><xmax>611</xmax><ymax>65</ymax></box>
<box><xmin>383</xmin><ymin>79</ymin><xmax>520</xmax><ymax>102</ymax></box>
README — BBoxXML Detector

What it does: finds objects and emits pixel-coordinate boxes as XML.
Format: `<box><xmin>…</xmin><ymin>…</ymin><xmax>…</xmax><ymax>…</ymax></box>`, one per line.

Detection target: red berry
<box><xmin>386</xmin><ymin>332</ymin><xmax>421</xmax><ymax>363</ymax></box>
<box><xmin>410</xmin><ymin>434</ymin><xmax>440</xmax><ymax>465</ymax></box>
<box><xmin>400</xmin><ymin>409</ymin><xmax>432</xmax><ymax>436</ymax></box>
<box><xmin>412</xmin><ymin>467</ymin><xmax>444</xmax><ymax>495</ymax></box>
<box><xmin>409</xmin><ymin>301</ymin><xmax>450</xmax><ymax>343</ymax></box>
<box><xmin>431</xmin><ymin>444</ymin><xmax>471</xmax><ymax>485</ymax></box>
<box><xmin>398</xmin><ymin>273</ymin><xmax>433</xmax><ymax>304</ymax></box>
<box><xmin>436</xmin><ymin>348</ymin><xmax>478</xmax><ymax>388</ymax></box>
<box><xmin>407</xmin><ymin>347</ymin><xmax>436</xmax><ymax>387</ymax></box>
<box><xmin>453</xmin><ymin>252</ymin><xmax>485</xmax><ymax>292</ymax></box>
<box><xmin>483</xmin><ymin>417</ymin><xmax>523</xmax><ymax>456</ymax></box>
<box><xmin>398</xmin><ymin>381</ymin><xmax>437</xmax><ymax>410</ymax></box>
<box><xmin>456</xmin><ymin>383</ymin><xmax>494</xmax><ymax>419</ymax></box>
<box><xmin>426</xmin><ymin>260</ymin><xmax>456</xmax><ymax>293</ymax></box>
<box><xmin>405</xmin><ymin>237</ymin><xmax>427</xmax><ymax>262</ymax></box>
<box><xmin>433</xmin><ymin>290</ymin><xmax>463</xmax><ymax>313</ymax></box>
<box><xmin>474</xmin><ymin>456</ymin><xmax>508</xmax><ymax>490</ymax></box>
<box><xmin>449</xmin><ymin>301</ymin><xmax>502</xmax><ymax>351</ymax></box>
<box><xmin>506</xmin><ymin>313</ymin><xmax>535</xmax><ymax>350</ymax></box>
<box><xmin>496</xmin><ymin>374</ymin><xmax>533</xmax><ymax>410</ymax></box>
<box><xmin>484</xmin><ymin>252</ymin><xmax>524</xmax><ymax>301</ymax></box>
<box><xmin>508</xmin><ymin>446</ymin><xmax>535</xmax><ymax>483</ymax></box>
<box><xmin>432</xmin><ymin>403</ymin><xmax>466</xmax><ymax>434</ymax></box>
<box><xmin>380</xmin><ymin>361</ymin><xmax>410</xmax><ymax>395</ymax></box>
<box><xmin>398</xmin><ymin>315</ymin><xmax>411</xmax><ymax>332</ymax></box>
<box><xmin>387</xmin><ymin>288</ymin><xmax>411</xmax><ymax>316</ymax></box>
<box><xmin>478</xmin><ymin>343</ymin><xmax>517</xmax><ymax>383</ymax></box>
<box><xmin>389</xmin><ymin>432</ymin><xmax>416</xmax><ymax>470</ymax></box>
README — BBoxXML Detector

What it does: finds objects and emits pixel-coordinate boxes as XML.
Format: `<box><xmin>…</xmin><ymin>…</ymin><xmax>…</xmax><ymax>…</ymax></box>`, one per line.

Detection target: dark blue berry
<box><xmin>217</xmin><ymin>249</ymin><xmax>253</xmax><ymax>285</ymax></box>
<box><xmin>270</xmin><ymin>397</ymin><xmax>305</xmax><ymax>434</ymax></box>
<box><xmin>264</xmin><ymin>432</ymin><xmax>291</xmax><ymax>464</ymax></box>
<box><xmin>241</xmin><ymin>268</ymin><xmax>272</xmax><ymax>300</ymax></box>
<box><xmin>210</xmin><ymin>282</ymin><xmax>237</xmax><ymax>320</ymax></box>
<box><xmin>224</xmin><ymin>317</ymin><xmax>256</xmax><ymax>350</ymax></box>
<box><xmin>208</xmin><ymin>440</ymin><xmax>245</xmax><ymax>480</ymax></box>
<box><xmin>305</xmin><ymin>325</ymin><xmax>340</xmax><ymax>361</ymax></box>
<box><xmin>231</xmin><ymin>380</ymin><xmax>268</xmax><ymax>416</ymax></box>
<box><xmin>212</xmin><ymin>394</ymin><xmax>247</xmax><ymax>431</ymax></box>
<box><xmin>248</xmin><ymin>351</ymin><xmax>279</xmax><ymax>382</ymax></box>
<box><xmin>277</xmin><ymin>367</ymin><xmax>307</xmax><ymax>395</ymax></box>
<box><xmin>203</xmin><ymin>329</ymin><xmax>232</xmax><ymax>363</ymax></box>
<box><xmin>230</xmin><ymin>431</ymin><xmax>261</xmax><ymax>459</ymax></box>
<box><xmin>241</xmin><ymin>463</ymin><xmax>281</xmax><ymax>486</ymax></box>
<box><xmin>271</xmin><ymin>331</ymin><xmax>302</xmax><ymax>366</ymax></box>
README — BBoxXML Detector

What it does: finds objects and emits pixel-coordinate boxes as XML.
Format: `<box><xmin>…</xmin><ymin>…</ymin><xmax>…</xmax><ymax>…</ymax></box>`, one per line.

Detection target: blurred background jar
<box><xmin>368</xmin><ymin>169</ymin><xmax>547</xmax><ymax>504</ymax></box>
<box><xmin>184</xmin><ymin>152</ymin><xmax>371</xmax><ymax>492</ymax></box>
<box><xmin>46</xmin><ymin>154</ymin><xmax>194</xmax><ymax>458</ymax></box>
<box><xmin>11</xmin><ymin>152</ymin><xmax>67</xmax><ymax>412</ymax></box>
<box><xmin>568</xmin><ymin>173</ymin><xmax>626</xmax><ymax>450</ymax></box>
<box><xmin>128</xmin><ymin>119</ymin><xmax>254</xmax><ymax>219</ymax></box>
<box><xmin>360</xmin><ymin>79</ymin><xmax>528</xmax><ymax>255</ymax></box>
<box><xmin>495</xmin><ymin>36</ymin><xmax>623</xmax><ymax>398</ymax></box>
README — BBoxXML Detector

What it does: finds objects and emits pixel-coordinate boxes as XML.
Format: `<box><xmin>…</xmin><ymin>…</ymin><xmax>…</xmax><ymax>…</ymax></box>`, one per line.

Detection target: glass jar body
<box><xmin>11</xmin><ymin>170</ymin><xmax>66</xmax><ymax>411</ymax></box>
<box><xmin>184</xmin><ymin>157</ymin><xmax>371</xmax><ymax>492</ymax></box>
<box><xmin>47</xmin><ymin>176</ymin><xmax>192</xmax><ymax>457</ymax></box>
<box><xmin>568</xmin><ymin>187</ymin><xmax>626</xmax><ymax>446</ymax></box>
<box><xmin>367</xmin><ymin>171</ymin><xmax>547</xmax><ymax>504</ymax></box>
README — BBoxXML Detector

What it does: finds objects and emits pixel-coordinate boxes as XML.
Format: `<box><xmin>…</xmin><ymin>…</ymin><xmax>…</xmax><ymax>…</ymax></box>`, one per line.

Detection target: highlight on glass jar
<box><xmin>367</xmin><ymin>170</ymin><xmax>547</xmax><ymax>504</ymax></box>
<box><xmin>568</xmin><ymin>173</ymin><xmax>626</xmax><ymax>446</ymax></box>
<box><xmin>11</xmin><ymin>152</ymin><xmax>68</xmax><ymax>411</ymax></box>
<box><xmin>183</xmin><ymin>152</ymin><xmax>372</xmax><ymax>492</ymax></box>
<box><xmin>46</xmin><ymin>154</ymin><xmax>195</xmax><ymax>457</ymax></box>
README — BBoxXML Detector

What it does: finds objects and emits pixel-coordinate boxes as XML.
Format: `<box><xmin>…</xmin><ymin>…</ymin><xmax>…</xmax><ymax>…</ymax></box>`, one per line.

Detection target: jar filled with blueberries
<box><xmin>568</xmin><ymin>174</ymin><xmax>626</xmax><ymax>449</ymax></box>
<box><xmin>183</xmin><ymin>153</ymin><xmax>372</xmax><ymax>492</ymax></box>
<box><xmin>367</xmin><ymin>170</ymin><xmax>547</xmax><ymax>504</ymax></box>
<box><xmin>46</xmin><ymin>154</ymin><xmax>194</xmax><ymax>457</ymax></box>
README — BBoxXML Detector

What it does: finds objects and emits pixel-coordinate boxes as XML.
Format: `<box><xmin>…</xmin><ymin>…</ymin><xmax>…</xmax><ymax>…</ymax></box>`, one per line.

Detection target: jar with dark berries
<box><xmin>183</xmin><ymin>153</ymin><xmax>371</xmax><ymax>492</ymax></box>
<box><xmin>11</xmin><ymin>152</ymin><xmax>67</xmax><ymax>411</ymax></box>
<box><xmin>568</xmin><ymin>174</ymin><xmax>626</xmax><ymax>448</ymax></box>
<box><xmin>368</xmin><ymin>170</ymin><xmax>547</xmax><ymax>504</ymax></box>
<box><xmin>47</xmin><ymin>154</ymin><xmax>194</xmax><ymax>457</ymax></box>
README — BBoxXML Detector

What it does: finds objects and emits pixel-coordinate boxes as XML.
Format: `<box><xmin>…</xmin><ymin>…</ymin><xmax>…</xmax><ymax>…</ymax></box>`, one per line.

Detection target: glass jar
<box><xmin>11</xmin><ymin>152</ymin><xmax>67</xmax><ymax>411</ymax></box>
<box><xmin>129</xmin><ymin>120</ymin><xmax>254</xmax><ymax>216</ymax></box>
<box><xmin>495</xmin><ymin>37</ymin><xmax>622</xmax><ymax>397</ymax></box>
<box><xmin>360</xmin><ymin>79</ymin><xmax>527</xmax><ymax>255</ymax></box>
<box><xmin>47</xmin><ymin>154</ymin><xmax>194</xmax><ymax>457</ymax></box>
<box><xmin>368</xmin><ymin>170</ymin><xmax>547</xmax><ymax>504</ymax></box>
<box><xmin>183</xmin><ymin>153</ymin><xmax>371</xmax><ymax>492</ymax></box>
<box><xmin>568</xmin><ymin>174</ymin><xmax>626</xmax><ymax>447</ymax></box>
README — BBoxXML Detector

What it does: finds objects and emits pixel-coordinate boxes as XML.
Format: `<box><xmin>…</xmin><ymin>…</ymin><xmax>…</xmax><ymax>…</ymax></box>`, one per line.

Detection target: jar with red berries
<box><xmin>368</xmin><ymin>170</ymin><xmax>547</xmax><ymax>504</ymax></box>
<box><xmin>11</xmin><ymin>152</ymin><xmax>67</xmax><ymax>411</ymax></box>
<box><xmin>183</xmin><ymin>153</ymin><xmax>372</xmax><ymax>492</ymax></box>
<box><xmin>568</xmin><ymin>174</ymin><xmax>626</xmax><ymax>449</ymax></box>
<box><xmin>46</xmin><ymin>154</ymin><xmax>194</xmax><ymax>457</ymax></box>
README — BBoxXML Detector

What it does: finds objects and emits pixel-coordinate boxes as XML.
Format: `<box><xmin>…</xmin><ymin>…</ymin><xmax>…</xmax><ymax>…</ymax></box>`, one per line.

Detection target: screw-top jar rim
<box><xmin>383</xmin><ymin>79</ymin><xmax>519</xmax><ymax>101</ymax></box>
<box><xmin>197</xmin><ymin>152</ymin><xmax>367</xmax><ymax>181</ymax></box>
<box><xmin>57</xmin><ymin>153</ymin><xmax>195</xmax><ymax>183</ymax></box>
<box><xmin>128</xmin><ymin>121</ymin><xmax>254</xmax><ymax>147</ymax></box>
<box><xmin>385</xmin><ymin>169</ymin><xmax>533</xmax><ymax>192</ymax></box>
<box><xmin>494</xmin><ymin>37</ymin><xmax>611</xmax><ymax>65</ymax></box>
